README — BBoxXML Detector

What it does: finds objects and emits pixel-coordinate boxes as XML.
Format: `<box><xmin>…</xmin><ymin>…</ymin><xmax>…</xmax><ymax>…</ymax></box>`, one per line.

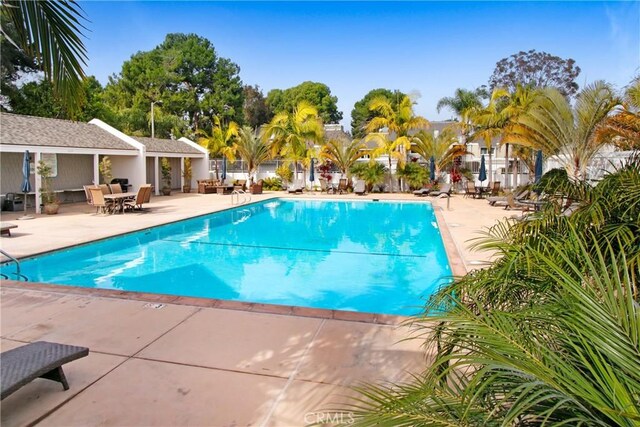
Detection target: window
<box><xmin>480</xmin><ymin>147</ymin><xmax>495</xmax><ymax>155</ymax></box>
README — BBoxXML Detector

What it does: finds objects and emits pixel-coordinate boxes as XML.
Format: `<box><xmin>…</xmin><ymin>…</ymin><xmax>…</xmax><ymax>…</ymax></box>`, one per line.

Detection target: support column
<box><xmin>34</xmin><ymin>152</ymin><xmax>42</xmax><ymax>214</ymax></box>
<box><xmin>93</xmin><ymin>154</ymin><xmax>100</xmax><ymax>185</ymax></box>
<box><xmin>154</xmin><ymin>156</ymin><xmax>160</xmax><ymax>195</ymax></box>
<box><xmin>180</xmin><ymin>157</ymin><xmax>185</xmax><ymax>189</ymax></box>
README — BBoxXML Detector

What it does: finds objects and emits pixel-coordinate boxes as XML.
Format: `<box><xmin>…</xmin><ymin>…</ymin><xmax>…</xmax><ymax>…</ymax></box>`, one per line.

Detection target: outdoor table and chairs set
<box><xmin>83</xmin><ymin>183</ymin><xmax>152</xmax><ymax>214</ymax></box>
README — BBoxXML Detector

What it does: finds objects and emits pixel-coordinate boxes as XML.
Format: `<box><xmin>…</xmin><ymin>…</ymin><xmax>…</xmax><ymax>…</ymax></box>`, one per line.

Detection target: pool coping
<box><xmin>1</xmin><ymin>196</ymin><xmax>467</xmax><ymax>325</ymax></box>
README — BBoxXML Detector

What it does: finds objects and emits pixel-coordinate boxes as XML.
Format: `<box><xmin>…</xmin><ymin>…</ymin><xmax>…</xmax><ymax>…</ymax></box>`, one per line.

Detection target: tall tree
<box><xmin>197</xmin><ymin>116</ymin><xmax>238</xmax><ymax>180</ymax></box>
<box><xmin>266</xmin><ymin>81</ymin><xmax>342</xmax><ymax>124</ymax></box>
<box><xmin>489</xmin><ymin>49</ymin><xmax>581</xmax><ymax>98</ymax></box>
<box><xmin>0</xmin><ymin>0</ymin><xmax>88</xmax><ymax>114</ymax></box>
<box><xmin>507</xmin><ymin>81</ymin><xmax>619</xmax><ymax>181</ymax></box>
<box><xmin>104</xmin><ymin>33</ymin><xmax>244</xmax><ymax>137</ymax></box>
<box><xmin>242</xmin><ymin>84</ymin><xmax>271</xmax><ymax>129</ymax></box>
<box><xmin>350</xmin><ymin>89</ymin><xmax>405</xmax><ymax>139</ymax></box>
<box><xmin>263</xmin><ymin>101</ymin><xmax>324</xmax><ymax>182</ymax></box>
<box><xmin>365</xmin><ymin>95</ymin><xmax>430</xmax><ymax>191</ymax></box>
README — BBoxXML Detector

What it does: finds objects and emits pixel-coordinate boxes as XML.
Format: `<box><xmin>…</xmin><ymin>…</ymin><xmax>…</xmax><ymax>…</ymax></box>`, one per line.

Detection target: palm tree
<box><xmin>197</xmin><ymin>116</ymin><xmax>238</xmax><ymax>180</ymax></box>
<box><xmin>263</xmin><ymin>101</ymin><xmax>324</xmax><ymax>183</ymax></box>
<box><xmin>436</xmin><ymin>87</ymin><xmax>488</xmax><ymax>144</ymax></box>
<box><xmin>233</xmin><ymin>126</ymin><xmax>270</xmax><ymax>184</ymax></box>
<box><xmin>411</xmin><ymin>127</ymin><xmax>468</xmax><ymax>178</ymax></box>
<box><xmin>365</xmin><ymin>95</ymin><xmax>429</xmax><ymax>191</ymax></box>
<box><xmin>469</xmin><ymin>88</ymin><xmax>510</xmax><ymax>183</ymax></box>
<box><xmin>596</xmin><ymin>76</ymin><xmax>640</xmax><ymax>150</ymax></box>
<box><xmin>1</xmin><ymin>0</ymin><xmax>88</xmax><ymax>113</ymax></box>
<box><xmin>507</xmin><ymin>81</ymin><xmax>619</xmax><ymax>181</ymax></box>
<box><xmin>319</xmin><ymin>137</ymin><xmax>366</xmax><ymax>179</ymax></box>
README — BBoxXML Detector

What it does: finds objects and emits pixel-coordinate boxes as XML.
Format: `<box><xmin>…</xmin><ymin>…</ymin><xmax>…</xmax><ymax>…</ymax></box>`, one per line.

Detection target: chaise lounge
<box><xmin>1</xmin><ymin>341</ymin><xmax>89</xmax><ymax>400</ymax></box>
<box><xmin>1</xmin><ymin>223</ymin><xmax>18</xmax><ymax>237</ymax></box>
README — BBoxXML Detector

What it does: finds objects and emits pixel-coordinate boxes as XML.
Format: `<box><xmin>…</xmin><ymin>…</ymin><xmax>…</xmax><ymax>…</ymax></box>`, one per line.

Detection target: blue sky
<box><xmin>81</xmin><ymin>1</ymin><xmax>639</xmax><ymax>129</ymax></box>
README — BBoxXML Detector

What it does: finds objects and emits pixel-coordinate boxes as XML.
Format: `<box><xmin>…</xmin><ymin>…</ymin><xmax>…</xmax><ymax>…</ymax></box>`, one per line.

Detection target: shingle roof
<box><xmin>133</xmin><ymin>137</ymin><xmax>203</xmax><ymax>155</ymax></box>
<box><xmin>0</xmin><ymin>113</ymin><xmax>136</xmax><ymax>151</ymax></box>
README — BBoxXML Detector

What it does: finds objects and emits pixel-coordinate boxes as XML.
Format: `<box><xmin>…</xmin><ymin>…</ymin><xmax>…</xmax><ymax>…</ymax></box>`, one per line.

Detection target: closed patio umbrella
<box><xmin>534</xmin><ymin>150</ymin><xmax>543</xmax><ymax>183</ymax></box>
<box><xmin>429</xmin><ymin>156</ymin><xmax>435</xmax><ymax>181</ymax></box>
<box><xmin>221</xmin><ymin>157</ymin><xmax>227</xmax><ymax>181</ymax></box>
<box><xmin>478</xmin><ymin>154</ymin><xmax>487</xmax><ymax>184</ymax></box>
<box><xmin>309</xmin><ymin>158</ymin><xmax>315</xmax><ymax>183</ymax></box>
<box><xmin>19</xmin><ymin>150</ymin><xmax>33</xmax><ymax>220</ymax></box>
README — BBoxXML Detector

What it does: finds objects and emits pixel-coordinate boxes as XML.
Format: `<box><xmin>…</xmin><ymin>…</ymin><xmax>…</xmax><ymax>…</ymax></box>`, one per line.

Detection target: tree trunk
<box><xmin>504</xmin><ymin>143</ymin><xmax>510</xmax><ymax>189</ymax></box>
<box><xmin>488</xmin><ymin>147</ymin><xmax>493</xmax><ymax>183</ymax></box>
<box><xmin>388</xmin><ymin>157</ymin><xmax>393</xmax><ymax>192</ymax></box>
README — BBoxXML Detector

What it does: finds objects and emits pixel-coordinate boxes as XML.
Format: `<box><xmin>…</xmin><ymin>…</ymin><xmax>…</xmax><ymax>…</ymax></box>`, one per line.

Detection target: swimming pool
<box><xmin>4</xmin><ymin>199</ymin><xmax>452</xmax><ymax>315</ymax></box>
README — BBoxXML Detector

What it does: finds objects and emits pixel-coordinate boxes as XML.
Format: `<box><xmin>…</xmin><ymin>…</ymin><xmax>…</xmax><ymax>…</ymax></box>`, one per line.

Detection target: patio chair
<box><xmin>488</xmin><ymin>189</ymin><xmax>529</xmax><ymax>207</ymax></box>
<box><xmin>83</xmin><ymin>185</ymin><xmax>98</xmax><ymax>206</ymax></box>
<box><xmin>109</xmin><ymin>183</ymin><xmax>123</xmax><ymax>194</ymax></box>
<box><xmin>1</xmin><ymin>341</ymin><xmax>89</xmax><ymax>400</ymax></box>
<box><xmin>319</xmin><ymin>178</ymin><xmax>328</xmax><ymax>193</ymax></box>
<box><xmin>250</xmin><ymin>180</ymin><xmax>263</xmax><ymax>195</ymax></box>
<box><xmin>465</xmin><ymin>181</ymin><xmax>478</xmax><ymax>198</ymax></box>
<box><xmin>89</xmin><ymin>187</ymin><xmax>113</xmax><ymax>214</ymax></box>
<box><xmin>337</xmin><ymin>178</ymin><xmax>348</xmax><ymax>194</ymax></box>
<box><xmin>505</xmin><ymin>192</ymin><xmax>532</xmax><ymax>212</ymax></box>
<box><xmin>233</xmin><ymin>179</ymin><xmax>247</xmax><ymax>191</ymax></box>
<box><xmin>124</xmin><ymin>185</ymin><xmax>151</xmax><ymax>211</ymax></box>
<box><xmin>99</xmin><ymin>184</ymin><xmax>111</xmax><ymax>195</ymax></box>
<box><xmin>490</xmin><ymin>181</ymin><xmax>501</xmax><ymax>196</ymax></box>
<box><xmin>430</xmin><ymin>183</ymin><xmax>451</xmax><ymax>197</ymax></box>
<box><xmin>413</xmin><ymin>188</ymin><xmax>430</xmax><ymax>197</ymax></box>
<box><xmin>354</xmin><ymin>180</ymin><xmax>366</xmax><ymax>195</ymax></box>
<box><xmin>287</xmin><ymin>181</ymin><xmax>303</xmax><ymax>194</ymax></box>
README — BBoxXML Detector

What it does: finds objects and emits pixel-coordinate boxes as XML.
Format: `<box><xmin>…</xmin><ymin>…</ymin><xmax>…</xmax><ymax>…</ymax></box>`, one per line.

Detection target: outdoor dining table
<box><xmin>104</xmin><ymin>193</ymin><xmax>135</xmax><ymax>214</ymax></box>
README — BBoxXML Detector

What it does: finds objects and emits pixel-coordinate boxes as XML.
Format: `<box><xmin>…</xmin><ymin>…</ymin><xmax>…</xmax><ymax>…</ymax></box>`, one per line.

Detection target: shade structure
<box><xmin>309</xmin><ymin>158</ymin><xmax>315</xmax><ymax>182</ymax></box>
<box><xmin>221</xmin><ymin>157</ymin><xmax>227</xmax><ymax>180</ymax></box>
<box><xmin>429</xmin><ymin>156</ymin><xmax>435</xmax><ymax>181</ymax></box>
<box><xmin>20</xmin><ymin>150</ymin><xmax>33</xmax><ymax>219</ymax></box>
<box><xmin>478</xmin><ymin>154</ymin><xmax>487</xmax><ymax>183</ymax></box>
<box><xmin>534</xmin><ymin>150</ymin><xmax>543</xmax><ymax>183</ymax></box>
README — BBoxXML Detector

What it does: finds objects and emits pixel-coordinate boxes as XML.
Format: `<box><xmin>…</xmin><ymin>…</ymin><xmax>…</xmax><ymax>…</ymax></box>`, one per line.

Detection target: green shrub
<box><xmin>262</xmin><ymin>177</ymin><xmax>283</xmax><ymax>191</ymax></box>
<box><xmin>397</xmin><ymin>162</ymin><xmax>429</xmax><ymax>190</ymax></box>
<box><xmin>350</xmin><ymin>162</ymin><xmax>387</xmax><ymax>192</ymax></box>
<box><xmin>275</xmin><ymin>165</ymin><xmax>293</xmax><ymax>183</ymax></box>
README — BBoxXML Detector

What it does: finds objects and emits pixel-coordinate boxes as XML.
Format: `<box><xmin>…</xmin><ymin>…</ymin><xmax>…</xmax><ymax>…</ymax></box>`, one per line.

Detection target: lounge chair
<box><xmin>489</xmin><ymin>181</ymin><xmax>501</xmax><ymax>196</ymax></box>
<box><xmin>1</xmin><ymin>223</ymin><xmax>17</xmax><ymax>237</ymax></box>
<box><xmin>505</xmin><ymin>192</ymin><xmax>532</xmax><ymax>212</ymax></box>
<box><xmin>413</xmin><ymin>188</ymin><xmax>430</xmax><ymax>197</ymax></box>
<box><xmin>233</xmin><ymin>179</ymin><xmax>247</xmax><ymax>191</ymax></box>
<box><xmin>488</xmin><ymin>189</ymin><xmax>529</xmax><ymax>207</ymax></box>
<box><xmin>287</xmin><ymin>182</ymin><xmax>303</xmax><ymax>194</ymax></box>
<box><xmin>1</xmin><ymin>341</ymin><xmax>89</xmax><ymax>400</ymax></box>
<box><xmin>124</xmin><ymin>184</ymin><xmax>151</xmax><ymax>211</ymax></box>
<box><xmin>430</xmin><ymin>183</ymin><xmax>451</xmax><ymax>197</ymax></box>
<box><xmin>354</xmin><ymin>180</ymin><xmax>366</xmax><ymax>195</ymax></box>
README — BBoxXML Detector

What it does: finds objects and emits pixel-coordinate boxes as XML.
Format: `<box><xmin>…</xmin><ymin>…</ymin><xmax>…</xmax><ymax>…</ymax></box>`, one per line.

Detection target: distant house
<box><xmin>0</xmin><ymin>113</ymin><xmax>208</xmax><ymax>213</ymax></box>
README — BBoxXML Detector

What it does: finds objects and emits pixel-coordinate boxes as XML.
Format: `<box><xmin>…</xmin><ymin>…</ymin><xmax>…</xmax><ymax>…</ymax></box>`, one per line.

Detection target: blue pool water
<box><xmin>5</xmin><ymin>199</ymin><xmax>452</xmax><ymax>315</ymax></box>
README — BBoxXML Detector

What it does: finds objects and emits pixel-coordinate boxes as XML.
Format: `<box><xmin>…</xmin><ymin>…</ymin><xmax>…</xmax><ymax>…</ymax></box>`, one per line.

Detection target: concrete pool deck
<box><xmin>1</xmin><ymin>190</ymin><xmax>518</xmax><ymax>426</ymax></box>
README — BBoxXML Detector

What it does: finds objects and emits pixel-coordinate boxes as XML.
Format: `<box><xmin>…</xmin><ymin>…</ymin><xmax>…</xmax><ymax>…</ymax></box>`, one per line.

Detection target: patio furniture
<box><xmin>354</xmin><ymin>180</ymin><xmax>366</xmax><ymax>195</ymax></box>
<box><xmin>287</xmin><ymin>182</ymin><xmax>303</xmax><ymax>194</ymax></box>
<box><xmin>430</xmin><ymin>183</ymin><xmax>451</xmax><ymax>197</ymax></box>
<box><xmin>1</xmin><ymin>341</ymin><xmax>89</xmax><ymax>400</ymax></box>
<box><xmin>413</xmin><ymin>188</ymin><xmax>430</xmax><ymax>197</ymax></box>
<box><xmin>216</xmin><ymin>185</ymin><xmax>234</xmax><ymax>195</ymax></box>
<box><xmin>88</xmin><ymin>187</ymin><xmax>114</xmax><ymax>214</ymax></box>
<box><xmin>337</xmin><ymin>178</ymin><xmax>348</xmax><ymax>194</ymax></box>
<box><xmin>109</xmin><ymin>183</ymin><xmax>123</xmax><ymax>194</ymax></box>
<box><xmin>250</xmin><ymin>180</ymin><xmax>263</xmax><ymax>195</ymax></box>
<box><xmin>490</xmin><ymin>181</ymin><xmax>501</xmax><ymax>196</ymax></box>
<box><xmin>505</xmin><ymin>193</ymin><xmax>532</xmax><ymax>212</ymax></box>
<box><xmin>104</xmin><ymin>192</ymin><xmax>135</xmax><ymax>214</ymax></box>
<box><xmin>1</xmin><ymin>223</ymin><xmax>17</xmax><ymax>237</ymax></box>
<box><xmin>124</xmin><ymin>185</ymin><xmax>152</xmax><ymax>211</ymax></box>
<box><xmin>465</xmin><ymin>181</ymin><xmax>479</xmax><ymax>198</ymax></box>
<box><xmin>319</xmin><ymin>178</ymin><xmax>328</xmax><ymax>193</ymax></box>
<box><xmin>99</xmin><ymin>184</ymin><xmax>111</xmax><ymax>195</ymax></box>
<box><xmin>197</xmin><ymin>180</ymin><xmax>218</xmax><ymax>194</ymax></box>
<box><xmin>233</xmin><ymin>179</ymin><xmax>247</xmax><ymax>191</ymax></box>
<box><xmin>488</xmin><ymin>189</ymin><xmax>529</xmax><ymax>207</ymax></box>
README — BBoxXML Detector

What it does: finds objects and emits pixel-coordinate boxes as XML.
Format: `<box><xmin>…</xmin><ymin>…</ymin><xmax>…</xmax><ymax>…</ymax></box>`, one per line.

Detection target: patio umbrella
<box><xmin>534</xmin><ymin>150</ymin><xmax>543</xmax><ymax>183</ymax></box>
<box><xmin>309</xmin><ymin>158</ymin><xmax>315</xmax><ymax>183</ymax></box>
<box><xmin>19</xmin><ymin>150</ymin><xmax>33</xmax><ymax>220</ymax></box>
<box><xmin>478</xmin><ymin>154</ymin><xmax>487</xmax><ymax>183</ymax></box>
<box><xmin>221</xmin><ymin>157</ymin><xmax>227</xmax><ymax>181</ymax></box>
<box><xmin>429</xmin><ymin>156</ymin><xmax>435</xmax><ymax>181</ymax></box>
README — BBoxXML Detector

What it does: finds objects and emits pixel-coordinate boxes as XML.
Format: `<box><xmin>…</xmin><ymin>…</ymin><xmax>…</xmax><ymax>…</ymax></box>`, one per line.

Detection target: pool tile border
<box><xmin>0</xmin><ymin>280</ymin><xmax>407</xmax><ymax>325</ymax></box>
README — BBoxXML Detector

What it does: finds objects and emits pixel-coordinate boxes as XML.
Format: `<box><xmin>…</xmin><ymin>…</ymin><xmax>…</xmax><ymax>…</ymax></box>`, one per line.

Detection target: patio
<box><xmin>1</xmin><ymin>191</ymin><xmax>516</xmax><ymax>426</ymax></box>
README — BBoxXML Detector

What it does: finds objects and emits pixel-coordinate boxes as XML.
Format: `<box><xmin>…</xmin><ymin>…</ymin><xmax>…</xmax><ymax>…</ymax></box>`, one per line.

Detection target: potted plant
<box><xmin>161</xmin><ymin>157</ymin><xmax>172</xmax><ymax>195</ymax></box>
<box><xmin>182</xmin><ymin>158</ymin><xmax>192</xmax><ymax>193</ymax></box>
<box><xmin>37</xmin><ymin>160</ymin><xmax>59</xmax><ymax>214</ymax></box>
<box><xmin>99</xmin><ymin>156</ymin><xmax>113</xmax><ymax>184</ymax></box>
